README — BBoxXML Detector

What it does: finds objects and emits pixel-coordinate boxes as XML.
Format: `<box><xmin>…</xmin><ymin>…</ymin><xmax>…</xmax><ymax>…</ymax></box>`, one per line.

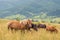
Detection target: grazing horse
<box><xmin>25</xmin><ymin>19</ymin><xmax>38</xmax><ymax>31</ymax></box>
<box><xmin>21</xmin><ymin>19</ymin><xmax>38</xmax><ymax>31</ymax></box>
<box><xmin>20</xmin><ymin>19</ymin><xmax>32</xmax><ymax>31</ymax></box>
<box><xmin>46</xmin><ymin>26</ymin><xmax>58</xmax><ymax>33</ymax></box>
<box><xmin>25</xmin><ymin>23</ymin><xmax>38</xmax><ymax>31</ymax></box>
<box><xmin>7</xmin><ymin>20</ymin><xmax>27</xmax><ymax>32</ymax></box>
<box><xmin>38</xmin><ymin>24</ymin><xmax>46</xmax><ymax>28</ymax></box>
<box><xmin>31</xmin><ymin>23</ymin><xmax>38</xmax><ymax>31</ymax></box>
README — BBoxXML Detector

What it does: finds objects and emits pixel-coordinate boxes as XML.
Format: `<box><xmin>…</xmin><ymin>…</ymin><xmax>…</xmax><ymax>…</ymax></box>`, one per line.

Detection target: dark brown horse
<box><xmin>25</xmin><ymin>23</ymin><xmax>38</xmax><ymax>31</ymax></box>
<box><xmin>38</xmin><ymin>24</ymin><xmax>46</xmax><ymax>28</ymax></box>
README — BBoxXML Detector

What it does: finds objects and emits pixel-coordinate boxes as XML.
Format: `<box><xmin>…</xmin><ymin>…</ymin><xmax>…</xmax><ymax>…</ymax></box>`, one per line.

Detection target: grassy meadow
<box><xmin>0</xmin><ymin>19</ymin><xmax>60</xmax><ymax>40</ymax></box>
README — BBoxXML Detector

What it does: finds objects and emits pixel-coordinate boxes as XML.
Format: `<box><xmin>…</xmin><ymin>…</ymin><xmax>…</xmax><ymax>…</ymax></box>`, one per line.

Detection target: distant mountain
<box><xmin>0</xmin><ymin>0</ymin><xmax>60</xmax><ymax>18</ymax></box>
<box><xmin>48</xmin><ymin>9</ymin><xmax>60</xmax><ymax>17</ymax></box>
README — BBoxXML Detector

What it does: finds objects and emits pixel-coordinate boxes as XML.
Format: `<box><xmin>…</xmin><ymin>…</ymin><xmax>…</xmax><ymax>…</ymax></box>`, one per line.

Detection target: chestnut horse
<box><xmin>46</xmin><ymin>26</ymin><xmax>58</xmax><ymax>33</ymax></box>
<box><xmin>8</xmin><ymin>20</ymin><xmax>25</xmax><ymax>31</ymax></box>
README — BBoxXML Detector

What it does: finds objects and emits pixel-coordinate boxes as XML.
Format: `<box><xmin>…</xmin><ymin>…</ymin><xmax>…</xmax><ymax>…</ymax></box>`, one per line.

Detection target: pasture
<box><xmin>0</xmin><ymin>19</ymin><xmax>60</xmax><ymax>40</ymax></box>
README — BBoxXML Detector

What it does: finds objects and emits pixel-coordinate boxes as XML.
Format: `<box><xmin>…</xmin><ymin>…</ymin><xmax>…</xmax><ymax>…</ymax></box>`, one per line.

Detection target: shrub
<box><xmin>15</xmin><ymin>17</ymin><xmax>20</xmax><ymax>21</ymax></box>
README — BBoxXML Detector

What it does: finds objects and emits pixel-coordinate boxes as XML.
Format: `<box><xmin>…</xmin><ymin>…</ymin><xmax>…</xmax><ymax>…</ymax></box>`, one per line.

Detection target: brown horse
<box><xmin>7</xmin><ymin>20</ymin><xmax>27</xmax><ymax>32</ymax></box>
<box><xmin>46</xmin><ymin>26</ymin><xmax>58</xmax><ymax>33</ymax></box>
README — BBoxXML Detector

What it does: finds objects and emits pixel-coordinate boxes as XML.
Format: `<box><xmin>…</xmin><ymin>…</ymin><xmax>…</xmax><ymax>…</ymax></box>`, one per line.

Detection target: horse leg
<box><xmin>10</xmin><ymin>28</ymin><xmax>14</xmax><ymax>33</ymax></box>
<box><xmin>14</xmin><ymin>29</ymin><xmax>18</xmax><ymax>33</ymax></box>
<box><xmin>21</xmin><ymin>29</ymin><xmax>25</xmax><ymax>34</ymax></box>
<box><xmin>8</xmin><ymin>27</ymin><xmax>13</xmax><ymax>33</ymax></box>
<box><xmin>26</xmin><ymin>27</ymin><xmax>32</xmax><ymax>32</ymax></box>
<box><xmin>33</xmin><ymin>27</ymin><xmax>38</xmax><ymax>31</ymax></box>
<box><xmin>8</xmin><ymin>26</ymin><xmax>10</xmax><ymax>30</ymax></box>
<box><xmin>33</xmin><ymin>28</ymin><xmax>38</xmax><ymax>31</ymax></box>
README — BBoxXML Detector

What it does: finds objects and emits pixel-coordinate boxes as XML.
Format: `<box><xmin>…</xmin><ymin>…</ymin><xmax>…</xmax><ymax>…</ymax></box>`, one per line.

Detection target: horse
<box><xmin>7</xmin><ymin>20</ymin><xmax>27</xmax><ymax>33</ymax></box>
<box><xmin>46</xmin><ymin>26</ymin><xmax>58</xmax><ymax>33</ymax></box>
<box><xmin>38</xmin><ymin>24</ymin><xmax>46</xmax><ymax>28</ymax></box>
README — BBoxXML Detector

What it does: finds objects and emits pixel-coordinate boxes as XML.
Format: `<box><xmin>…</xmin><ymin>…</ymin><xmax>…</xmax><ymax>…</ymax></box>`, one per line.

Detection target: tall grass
<box><xmin>0</xmin><ymin>19</ymin><xmax>60</xmax><ymax>40</ymax></box>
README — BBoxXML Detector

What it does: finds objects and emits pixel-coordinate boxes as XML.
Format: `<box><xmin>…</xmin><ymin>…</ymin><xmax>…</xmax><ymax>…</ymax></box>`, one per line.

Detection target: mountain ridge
<box><xmin>0</xmin><ymin>0</ymin><xmax>60</xmax><ymax>18</ymax></box>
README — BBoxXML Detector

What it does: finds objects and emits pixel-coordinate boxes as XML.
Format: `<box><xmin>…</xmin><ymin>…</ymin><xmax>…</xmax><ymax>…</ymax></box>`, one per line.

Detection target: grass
<box><xmin>0</xmin><ymin>19</ymin><xmax>60</xmax><ymax>40</ymax></box>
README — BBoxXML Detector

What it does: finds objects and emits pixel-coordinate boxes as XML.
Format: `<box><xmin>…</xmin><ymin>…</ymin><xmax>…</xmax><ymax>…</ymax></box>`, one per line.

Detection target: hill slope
<box><xmin>0</xmin><ymin>0</ymin><xmax>60</xmax><ymax>18</ymax></box>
